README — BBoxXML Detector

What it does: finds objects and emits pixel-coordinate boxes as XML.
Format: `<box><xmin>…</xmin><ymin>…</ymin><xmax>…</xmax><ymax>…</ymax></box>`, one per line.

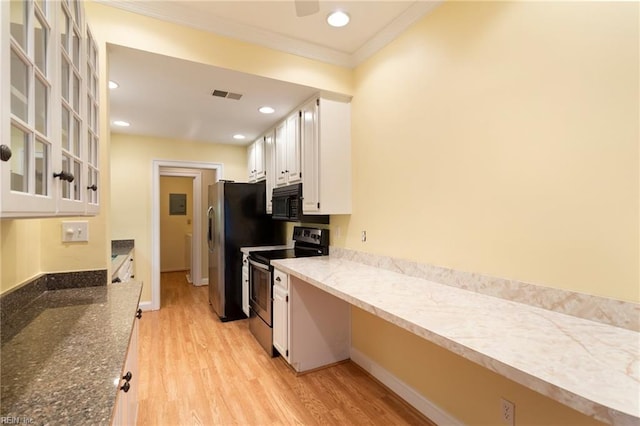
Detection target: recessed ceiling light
<box><xmin>113</xmin><ymin>120</ymin><xmax>130</xmax><ymax>127</ymax></box>
<box><xmin>259</xmin><ymin>106</ymin><xmax>275</xmax><ymax>114</ymax></box>
<box><xmin>233</xmin><ymin>134</ymin><xmax>246</xmax><ymax>140</ymax></box>
<box><xmin>327</xmin><ymin>11</ymin><xmax>350</xmax><ymax>28</ymax></box>
<box><xmin>108</xmin><ymin>80</ymin><xmax>119</xmax><ymax>89</ymax></box>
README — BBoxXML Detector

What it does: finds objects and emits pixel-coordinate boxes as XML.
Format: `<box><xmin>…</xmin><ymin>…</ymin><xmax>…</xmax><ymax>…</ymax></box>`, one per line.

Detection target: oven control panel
<box><xmin>292</xmin><ymin>226</ymin><xmax>329</xmax><ymax>249</ymax></box>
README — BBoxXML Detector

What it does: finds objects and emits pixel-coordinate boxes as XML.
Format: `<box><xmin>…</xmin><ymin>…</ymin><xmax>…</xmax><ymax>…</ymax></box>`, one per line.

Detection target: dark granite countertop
<box><xmin>0</xmin><ymin>281</ymin><xmax>142</xmax><ymax>425</ymax></box>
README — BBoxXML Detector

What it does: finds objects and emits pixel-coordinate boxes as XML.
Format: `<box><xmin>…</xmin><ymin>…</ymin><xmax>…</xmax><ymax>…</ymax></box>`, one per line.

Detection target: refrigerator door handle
<box><xmin>207</xmin><ymin>206</ymin><xmax>215</xmax><ymax>252</ymax></box>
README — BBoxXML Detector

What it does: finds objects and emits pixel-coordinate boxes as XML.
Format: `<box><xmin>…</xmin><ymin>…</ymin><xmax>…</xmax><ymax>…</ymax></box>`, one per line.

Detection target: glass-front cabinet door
<box><xmin>0</xmin><ymin>0</ymin><xmax>100</xmax><ymax>217</ymax></box>
<box><xmin>1</xmin><ymin>0</ymin><xmax>56</xmax><ymax>214</ymax></box>
<box><xmin>56</xmin><ymin>0</ymin><xmax>84</xmax><ymax>214</ymax></box>
<box><xmin>85</xmin><ymin>28</ymin><xmax>99</xmax><ymax>214</ymax></box>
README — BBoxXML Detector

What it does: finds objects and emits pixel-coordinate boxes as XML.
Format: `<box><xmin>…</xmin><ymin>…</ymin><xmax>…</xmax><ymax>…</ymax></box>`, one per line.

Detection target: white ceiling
<box><xmin>105</xmin><ymin>1</ymin><xmax>441</xmax><ymax>145</ymax></box>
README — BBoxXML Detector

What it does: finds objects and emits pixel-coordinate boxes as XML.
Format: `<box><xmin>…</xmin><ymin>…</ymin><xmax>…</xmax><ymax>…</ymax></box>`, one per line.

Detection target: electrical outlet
<box><xmin>361</xmin><ymin>230</ymin><xmax>367</xmax><ymax>242</ymax></box>
<box><xmin>500</xmin><ymin>398</ymin><xmax>515</xmax><ymax>426</ymax></box>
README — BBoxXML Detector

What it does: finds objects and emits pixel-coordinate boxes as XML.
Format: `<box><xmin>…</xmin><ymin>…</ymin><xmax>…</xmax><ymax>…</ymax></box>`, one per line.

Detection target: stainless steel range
<box><xmin>247</xmin><ymin>226</ymin><xmax>329</xmax><ymax>356</ymax></box>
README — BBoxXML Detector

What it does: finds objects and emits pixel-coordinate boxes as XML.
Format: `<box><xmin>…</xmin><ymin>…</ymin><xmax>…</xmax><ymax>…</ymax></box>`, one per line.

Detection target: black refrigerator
<box><xmin>207</xmin><ymin>181</ymin><xmax>285</xmax><ymax>321</ymax></box>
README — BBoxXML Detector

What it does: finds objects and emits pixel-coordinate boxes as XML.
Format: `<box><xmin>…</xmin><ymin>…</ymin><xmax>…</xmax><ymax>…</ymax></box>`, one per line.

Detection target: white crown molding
<box><xmin>96</xmin><ymin>0</ymin><xmax>441</xmax><ymax>68</ymax></box>
<box><xmin>352</xmin><ymin>0</ymin><xmax>443</xmax><ymax>66</ymax></box>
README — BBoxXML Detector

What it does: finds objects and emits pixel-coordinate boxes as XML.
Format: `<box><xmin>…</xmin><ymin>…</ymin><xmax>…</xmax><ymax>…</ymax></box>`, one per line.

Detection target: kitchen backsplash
<box><xmin>330</xmin><ymin>247</ymin><xmax>639</xmax><ymax>332</ymax></box>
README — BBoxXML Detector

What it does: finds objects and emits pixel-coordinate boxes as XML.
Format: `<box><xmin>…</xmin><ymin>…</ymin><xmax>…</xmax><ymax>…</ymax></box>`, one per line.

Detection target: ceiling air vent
<box><xmin>211</xmin><ymin>89</ymin><xmax>243</xmax><ymax>100</ymax></box>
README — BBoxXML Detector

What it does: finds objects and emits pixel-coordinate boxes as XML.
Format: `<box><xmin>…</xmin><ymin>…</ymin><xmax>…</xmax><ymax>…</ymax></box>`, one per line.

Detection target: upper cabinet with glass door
<box><xmin>0</xmin><ymin>0</ymin><xmax>100</xmax><ymax>218</ymax></box>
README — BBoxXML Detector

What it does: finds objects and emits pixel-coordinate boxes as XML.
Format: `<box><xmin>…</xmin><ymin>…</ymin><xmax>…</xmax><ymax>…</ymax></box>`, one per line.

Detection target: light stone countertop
<box><xmin>271</xmin><ymin>256</ymin><xmax>640</xmax><ymax>426</ymax></box>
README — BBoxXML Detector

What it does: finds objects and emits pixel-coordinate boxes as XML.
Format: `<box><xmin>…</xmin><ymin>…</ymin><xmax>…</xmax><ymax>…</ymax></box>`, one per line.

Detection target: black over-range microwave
<box><xmin>271</xmin><ymin>183</ymin><xmax>329</xmax><ymax>224</ymax></box>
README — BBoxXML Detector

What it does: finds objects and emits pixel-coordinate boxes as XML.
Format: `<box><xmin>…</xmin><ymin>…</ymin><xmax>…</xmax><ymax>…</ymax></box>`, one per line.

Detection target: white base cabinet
<box><xmin>272</xmin><ymin>268</ymin><xmax>289</xmax><ymax>359</ymax></box>
<box><xmin>242</xmin><ymin>254</ymin><xmax>249</xmax><ymax>317</ymax></box>
<box><xmin>112</xmin><ymin>314</ymin><xmax>139</xmax><ymax>426</ymax></box>
<box><xmin>273</xmin><ymin>268</ymin><xmax>351</xmax><ymax>373</ymax></box>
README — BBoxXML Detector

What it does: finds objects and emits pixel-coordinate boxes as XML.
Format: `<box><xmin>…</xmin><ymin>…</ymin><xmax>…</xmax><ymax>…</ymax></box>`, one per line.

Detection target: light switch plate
<box><xmin>61</xmin><ymin>221</ymin><xmax>89</xmax><ymax>242</ymax></box>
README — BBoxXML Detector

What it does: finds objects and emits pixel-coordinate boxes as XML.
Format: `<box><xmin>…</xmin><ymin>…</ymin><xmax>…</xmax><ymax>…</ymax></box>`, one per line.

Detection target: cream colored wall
<box><xmin>0</xmin><ymin>219</ymin><xmax>42</xmax><ymax>293</ymax></box>
<box><xmin>110</xmin><ymin>133</ymin><xmax>246</xmax><ymax>302</ymax></box>
<box><xmin>335</xmin><ymin>0</ymin><xmax>638</xmax><ymax>303</ymax></box>
<box><xmin>339</xmin><ymin>1</ymin><xmax>637</xmax><ymax>424</ymax></box>
<box><xmin>159</xmin><ymin>177</ymin><xmax>193</xmax><ymax>272</ymax></box>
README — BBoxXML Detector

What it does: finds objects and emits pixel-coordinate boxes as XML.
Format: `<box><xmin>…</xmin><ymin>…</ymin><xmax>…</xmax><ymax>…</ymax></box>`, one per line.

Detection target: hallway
<box><xmin>136</xmin><ymin>271</ymin><xmax>434</xmax><ymax>425</ymax></box>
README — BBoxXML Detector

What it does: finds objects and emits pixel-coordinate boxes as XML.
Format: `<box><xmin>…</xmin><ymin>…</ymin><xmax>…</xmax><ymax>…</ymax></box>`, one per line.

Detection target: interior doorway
<box><xmin>151</xmin><ymin>160</ymin><xmax>222</xmax><ymax>311</ymax></box>
<box><xmin>159</xmin><ymin>175</ymin><xmax>194</xmax><ymax>278</ymax></box>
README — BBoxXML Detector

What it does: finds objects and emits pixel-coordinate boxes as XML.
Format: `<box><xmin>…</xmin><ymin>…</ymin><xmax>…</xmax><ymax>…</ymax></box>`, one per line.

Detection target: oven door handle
<box><xmin>248</xmin><ymin>258</ymin><xmax>270</xmax><ymax>271</ymax></box>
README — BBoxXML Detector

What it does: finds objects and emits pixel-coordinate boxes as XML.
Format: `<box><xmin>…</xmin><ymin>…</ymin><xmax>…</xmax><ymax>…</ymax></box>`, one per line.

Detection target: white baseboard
<box><xmin>350</xmin><ymin>347</ymin><xmax>464</xmax><ymax>426</ymax></box>
<box><xmin>195</xmin><ymin>278</ymin><xmax>208</xmax><ymax>286</ymax></box>
<box><xmin>138</xmin><ymin>301</ymin><xmax>154</xmax><ymax>311</ymax></box>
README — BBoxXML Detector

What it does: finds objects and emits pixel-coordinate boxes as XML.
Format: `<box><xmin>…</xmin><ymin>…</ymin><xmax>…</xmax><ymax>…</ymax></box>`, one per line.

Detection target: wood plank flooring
<box><xmin>137</xmin><ymin>271</ymin><xmax>436</xmax><ymax>425</ymax></box>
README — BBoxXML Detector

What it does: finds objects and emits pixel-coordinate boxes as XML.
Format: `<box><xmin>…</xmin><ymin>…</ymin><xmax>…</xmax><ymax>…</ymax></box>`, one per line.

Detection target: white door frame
<box><xmin>151</xmin><ymin>159</ymin><xmax>223</xmax><ymax>311</ymax></box>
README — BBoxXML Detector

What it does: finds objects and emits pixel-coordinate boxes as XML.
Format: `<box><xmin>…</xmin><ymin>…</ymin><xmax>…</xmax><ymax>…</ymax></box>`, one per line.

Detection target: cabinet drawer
<box><xmin>273</xmin><ymin>268</ymin><xmax>289</xmax><ymax>291</ymax></box>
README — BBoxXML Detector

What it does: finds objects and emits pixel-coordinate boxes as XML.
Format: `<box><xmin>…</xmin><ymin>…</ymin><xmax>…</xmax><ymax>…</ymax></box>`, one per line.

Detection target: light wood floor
<box><xmin>137</xmin><ymin>271</ymin><xmax>436</xmax><ymax>425</ymax></box>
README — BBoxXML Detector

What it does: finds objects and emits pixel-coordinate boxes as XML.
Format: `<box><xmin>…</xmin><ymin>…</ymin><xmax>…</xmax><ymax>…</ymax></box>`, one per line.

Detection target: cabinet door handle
<box><xmin>275</xmin><ymin>277</ymin><xmax>281</xmax><ymax>282</ymax></box>
<box><xmin>120</xmin><ymin>381</ymin><xmax>130</xmax><ymax>393</ymax></box>
<box><xmin>87</xmin><ymin>184</ymin><xmax>98</xmax><ymax>191</ymax></box>
<box><xmin>122</xmin><ymin>371</ymin><xmax>132</xmax><ymax>382</ymax></box>
<box><xmin>0</xmin><ymin>145</ymin><xmax>12</xmax><ymax>162</ymax></box>
<box><xmin>53</xmin><ymin>171</ymin><xmax>75</xmax><ymax>182</ymax></box>
<box><xmin>136</xmin><ymin>308</ymin><xmax>142</xmax><ymax>319</ymax></box>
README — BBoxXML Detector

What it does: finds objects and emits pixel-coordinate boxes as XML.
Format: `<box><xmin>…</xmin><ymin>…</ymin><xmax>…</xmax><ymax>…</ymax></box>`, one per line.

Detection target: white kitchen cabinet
<box><xmin>112</xmin><ymin>311</ymin><xmax>139</xmax><ymax>426</ymax></box>
<box><xmin>300</xmin><ymin>97</ymin><xmax>351</xmax><ymax>215</ymax></box>
<box><xmin>0</xmin><ymin>0</ymin><xmax>100</xmax><ymax>218</ymax></box>
<box><xmin>247</xmin><ymin>137</ymin><xmax>265</xmax><ymax>183</ymax></box>
<box><xmin>274</xmin><ymin>112</ymin><xmax>302</xmax><ymax>187</ymax></box>
<box><xmin>272</xmin><ymin>269</ymin><xmax>350</xmax><ymax>373</ymax></box>
<box><xmin>241</xmin><ymin>254</ymin><xmax>249</xmax><ymax>317</ymax></box>
<box><xmin>272</xmin><ymin>268</ymin><xmax>289</xmax><ymax>360</ymax></box>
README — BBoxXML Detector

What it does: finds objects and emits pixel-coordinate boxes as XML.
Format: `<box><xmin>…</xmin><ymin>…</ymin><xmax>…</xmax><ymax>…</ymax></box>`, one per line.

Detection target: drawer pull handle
<box><xmin>136</xmin><ymin>308</ymin><xmax>142</xmax><ymax>319</ymax></box>
<box><xmin>275</xmin><ymin>277</ymin><xmax>281</xmax><ymax>282</ymax></box>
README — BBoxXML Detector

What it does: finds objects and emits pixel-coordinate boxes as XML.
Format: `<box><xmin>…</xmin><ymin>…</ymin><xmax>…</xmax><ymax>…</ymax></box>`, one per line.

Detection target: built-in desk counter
<box><xmin>272</xmin><ymin>256</ymin><xmax>639</xmax><ymax>426</ymax></box>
